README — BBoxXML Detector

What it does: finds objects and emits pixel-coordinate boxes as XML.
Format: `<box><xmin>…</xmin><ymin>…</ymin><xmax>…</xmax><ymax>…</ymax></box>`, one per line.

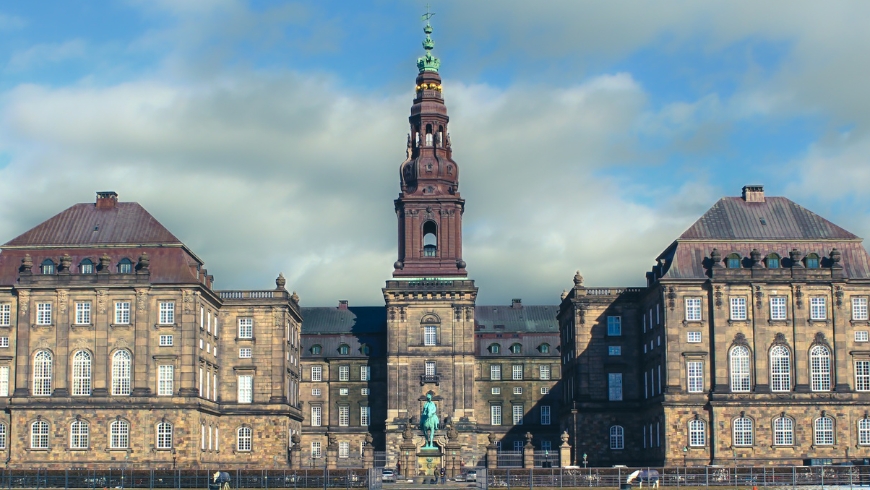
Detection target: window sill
<box><xmin>235</xmin><ymin>337</ymin><xmax>256</xmax><ymax>342</ymax></box>
<box><xmin>32</xmin><ymin>324</ymin><xmax>54</xmax><ymax>329</ymax></box>
<box><xmin>110</xmin><ymin>323</ymin><xmax>132</xmax><ymax>329</ymax></box>
<box><xmin>154</xmin><ymin>323</ymin><xmax>177</xmax><ymax>329</ymax></box>
<box><xmin>72</xmin><ymin>323</ymin><xmax>95</xmax><ymax>330</ymax></box>
<box><xmin>108</xmin><ymin>448</ymin><xmax>131</xmax><ymax>452</ymax></box>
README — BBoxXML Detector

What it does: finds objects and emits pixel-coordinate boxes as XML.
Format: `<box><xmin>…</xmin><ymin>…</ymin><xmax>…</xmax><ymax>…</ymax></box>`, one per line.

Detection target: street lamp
<box><xmin>732</xmin><ymin>449</ymin><xmax>737</xmax><ymax>490</ymax></box>
<box><xmin>682</xmin><ymin>446</ymin><xmax>688</xmax><ymax>467</ymax></box>
<box><xmin>583</xmin><ymin>454</ymin><xmax>589</xmax><ymax>487</ymax></box>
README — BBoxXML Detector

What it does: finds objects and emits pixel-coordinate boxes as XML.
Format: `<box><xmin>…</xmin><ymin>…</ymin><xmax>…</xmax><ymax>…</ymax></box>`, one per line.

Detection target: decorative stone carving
<box><xmin>276</xmin><ymin>273</ymin><xmax>286</xmax><ymax>290</ymax></box>
<box><xmin>35</xmin><ymin>339</ymin><xmax>50</xmax><ymax>350</ymax></box>
<box><xmin>183</xmin><ymin>290</ymin><xmax>194</xmax><ymax>312</ymax></box>
<box><xmin>835</xmin><ymin>286</ymin><xmax>844</xmax><ymax>308</ymax></box>
<box><xmin>750</xmin><ymin>249</ymin><xmax>762</xmax><ymax>268</ymax></box>
<box><xmin>755</xmin><ymin>286</ymin><xmax>764</xmax><ymax>309</ymax></box>
<box><xmin>794</xmin><ymin>285</ymin><xmax>803</xmax><ymax>309</ymax></box>
<box><xmin>365</xmin><ymin>433</ymin><xmax>373</xmax><ymax>444</ymax></box>
<box><xmin>465</xmin><ymin>307</ymin><xmax>473</xmax><ymax>321</ymax></box>
<box><xmin>830</xmin><ymin>248</ymin><xmax>843</xmax><ymax>269</ymax></box>
<box><xmin>487</xmin><ymin>433</ymin><xmax>496</xmax><ymax>445</ymax></box>
<box><xmin>714</xmin><ymin>286</ymin><xmax>723</xmax><ymax>309</ymax></box>
<box><xmin>573</xmin><ymin>270</ymin><xmax>583</xmax><ymax>287</ymax></box>
<box><xmin>99</xmin><ymin>254</ymin><xmax>112</xmax><ymax>272</ymax></box>
<box><xmin>74</xmin><ymin>338</ymin><xmax>89</xmax><ymax>351</ymax></box>
<box><xmin>561</xmin><ymin>431</ymin><xmax>570</xmax><ymax>445</ymax></box>
<box><xmin>711</xmin><ymin>249</ymin><xmax>723</xmax><ymax>268</ymax></box>
<box><xmin>137</xmin><ymin>253</ymin><xmax>150</xmax><ymax>271</ymax></box>
<box><xmin>561</xmin><ymin>290</ymin><xmax>568</xmax><ymax>300</ymax></box>
<box><xmin>136</xmin><ymin>289</ymin><xmax>148</xmax><ymax>311</ymax></box>
<box><xmin>446</xmin><ymin>424</ymin><xmax>458</xmax><ymax>441</ymax></box>
<box><xmin>114</xmin><ymin>338</ymin><xmax>130</xmax><ymax>350</ymax></box>
<box><xmin>524</xmin><ymin>432</ymin><xmax>533</xmax><ymax>445</ymax></box>
<box><xmin>772</xmin><ymin>332</ymin><xmax>789</xmax><ymax>346</ymax></box>
<box><xmin>291</xmin><ymin>291</ymin><xmax>300</xmax><ymax>304</ymax></box>
<box><xmin>17</xmin><ymin>290</ymin><xmax>29</xmax><ymax>314</ymax></box>
<box><xmin>20</xmin><ymin>254</ymin><xmax>33</xmax><ymax>273</ymax></box>
<box><xmin>59</xmin><ymin>254</ymin><xmax>72</xmax><ymax>273</ymax></box>
<box><xmin>789</xmin><ymin>249</ymin><xmax>804</xmax><ymax>268</ymax></box>
<box><xmin>813</xmin><ymin>332</ymin><xmax>829</xmax><ymax>347</ymax></box>
<box><xmin>96</xmin><ymin>289</ymin><xmax>107</xmax><ymax>314</ymax></box>
<box><xmin>667</xmin><ymin>287</ymin><xmax>676</xmax><ymax>310</ymax></box>
<box><xmin>732</xmin><ymin>332</ymin><xmax>749</xmax><ymax>347</ymax></box>
<box><xmin>402</xmin><ymin>421</ymin><xmax>413</xmax><ymax>441</ymax></box>
<box><xmin>291</xmin><ymin>433</ymin><xmax>301</xmax><ymax>445</ymax></box>
<box><xmin>57</xmin><ymin>290</ymin><xmax>68</xmax><ymax>314</ymax></box>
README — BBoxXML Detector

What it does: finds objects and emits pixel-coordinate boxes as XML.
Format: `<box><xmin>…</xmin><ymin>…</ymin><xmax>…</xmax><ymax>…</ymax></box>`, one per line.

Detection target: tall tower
<box><xmin>383</xmin><ymin>19</ymin><xmax>479</xmax><ymax>469</ymax></box>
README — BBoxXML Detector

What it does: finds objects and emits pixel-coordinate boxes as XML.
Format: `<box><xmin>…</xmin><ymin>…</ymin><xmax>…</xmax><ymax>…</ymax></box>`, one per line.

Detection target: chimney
<box><xmin>741</xmin><ymin>185</ymin><xmax>764</xmax><ymax>203</ymax></box>
<box><xmin>511</xmin><ymin>298</ymin><xmax>522</xmax><ymax>309</ymax></box>
<box><xmin>338</xmin><ymin>300</ymin><xmax>349</xmax><ymax>310</ymax></box>
<box><xmin>96</xmin><ymin>191</ymin><xmax>119</xmax><ymax>209</ymax></box>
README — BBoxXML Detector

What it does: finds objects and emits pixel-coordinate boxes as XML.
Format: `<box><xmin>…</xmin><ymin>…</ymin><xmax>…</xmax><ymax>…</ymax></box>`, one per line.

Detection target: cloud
<box><xmin>6</xmin><ymin>39</ymin><xmax>87</xmax><ymax>71</ymax></box>
<box><xmin>0</xmin><ymin>13</ymin><xmax>25</xmax><ymax>32</ymax></box>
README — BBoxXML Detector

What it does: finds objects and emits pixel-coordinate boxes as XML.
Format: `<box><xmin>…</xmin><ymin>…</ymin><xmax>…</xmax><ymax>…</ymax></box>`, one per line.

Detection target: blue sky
<box><xmin>1</xmin><ymin>1</ymin><xmax>869</xmax><ymax>305</ymax></box>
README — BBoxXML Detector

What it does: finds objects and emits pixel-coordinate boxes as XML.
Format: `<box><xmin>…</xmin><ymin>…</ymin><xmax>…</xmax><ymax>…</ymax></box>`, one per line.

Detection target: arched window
<box><xmin>237</xmin><ymin>426</ymin><xmax>252</xmax><ymax>451</ymax></box>
<box><xmin>70</xmin><ymin>419</ymin><xmax>89</xmax><ymax>449</ymax></box>
<box><xmin>110</xmin><ymin>420</ymin><xmax>130</xmax><ymax>449</ymax></box>
<box><xmin>766</xmin><ymin>254</ymin><xmax>780</xmax><ymax>269</ymax></box>
<box><xmin>71</xmin><ymin>351</ymin><xmax>92</xmax><ymax>396</ymax></box>
<box><xmin>33</xmin><ymin>350</ymin><xmax>53</xmax><ymax>396</ymax></box>
<box><xmin>814</xmin><ymin>416</ymin><xmax>834</xmax><ymax>445</ymax></box>
<box><xmin>41</xmin><ymin>259</ymin><xmax>55</xmax><ymax>275</ymax></box>
<box><xmin>425</xmin><ymin>124</ymin><xmax>433</xmax><ymax>146</ymax></box>
<box><xmin>310</xmin><ymin>345</ymin><xmax>322</xmax><ymax>355</ymax></box>
<box><xmin>688</xmin><ymin>419</ymin><xmax>705</xmax><ymax>447</ymax></box>
<box><xmin>421</xmin><ymin>315</ymin><xmax>439</xmax><ymax>346</ymax></box>
<box><xmin>0</xmin><ymin>423</ymin><xmax>7</xmax><ymax>449</ymax></box>
<box><xmin>859</xmin><ymin>419</ymin><xmax>870</xmax><ymax>446</ymax></box>
<box><xmin>726</xmin><ymin>254</ymin><xmax>741</xmax><ymax>269</ymax></box>
<box><xmin>156</xmin><ymin>422</ymin><xmax>173</xmax><ymax>449</ymax></box>
<box><xmin>422</xmin><ymin>221</ymin><xmax>437</xmax><ymax>257</ymax></box>
<box><xmin>539</xmin><ymin>344</ymin><xmax>550</xmax><ymax>354</ymax></box>
<box><xmin>489</xmin><ymin>344</ymin><xmax>500</xmax><ymax>354</ymax></box>
<box><xmin>609</xmin><ymin>425</ymin><xmax>624</xmax><ymax>450</ymax></box>
<box><xmin>79</xmin><ymin>259</ymin><xmax>94</xmax><ymax>274</ymax></box>
<box><xmin>810</xmin><ymin>345</ymin><xmax>832</xmax><ymax>391</ymax></box>
<box><xmin>509</xmin><ymin>343</ymin><xmax>522</xmax><ymax>354</ymax></box>
<box><xmin>118</xmin><ymin>258</ymin><xmax>133</xmax><ymax>274</ymax></box>
<box><xmin>773</xmin><ymin>416</ymin><xmax>794</xmax><ymax>446</ymax></box>
<box><xmin>729</xmin><ymin>346</ymin><xmax>751</xmax><ymax>392</ymax></box>
<box><xmin>338</xmin><ymin>344</ymin><xmax>350</xmax><ymax>355</ymax></box>
<box><xmin>112</xmin><ymin>350</ymin><xmax>132</xmax><ymax>396</ymax></box>
<box><xmin>732</xmin><ymin>417</ymin><xmax>753</xmax><ymax>446</ymax></box>
<box><xmin>769</xmin><ymin>345</ymin><xmax>791</xmax><ymax>392</ymax></box>
<box><xmin>31</xmin><ymin>420</ymin><xmax>49</xmax><ymax>449</ymax></box>
<box><xmin>805</xmin><ymin>253</ymin><xmax>820</xmax><ymax>269</ymax></box>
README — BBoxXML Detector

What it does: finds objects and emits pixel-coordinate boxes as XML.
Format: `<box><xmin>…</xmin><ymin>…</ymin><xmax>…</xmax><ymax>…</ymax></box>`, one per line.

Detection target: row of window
<box><xmin>489</xmin><ymin>404</ymin><xmax>551</xmax><ymax>425</ymax></box>
<box><xmin>489</xmin><ymin>365</ymin><xmax>551</xmax><ymax>381</ymax></box>
<box><xmin>487</xmin><ymin>343</ymin><xmax>550</xmax><ymax>355</ymax></box>
<box><xmin>27</xmin><ymin>419</ymin><xmax>169</xmax><ymax>449</ymax></box>
<box><xmin>30</xmin><ymin>350</ymin><xmax>175</xmax><ymax>396</ymax></box>
<box><xmin>309</xmin><ymin>440</ymin><xmax>375</xmax><ymax>459</ymax></box>
<box><xmin>726</xmin><ymin>344</ymin><xmax>844</xmax><ymax>392</ymax></box>
<box><xmin>310</xmin><ymin>406</ymin><xmax>370</xmax><ymax>427</ymax></box>
<box><xmin>38</xmin><ymin>258</ymin><xmax>136</xmax><ymax>275</ymax></box>
<box><xmin>19</xmin><ymin>301</ymin><xmax>176</xmax><ymax>326</ymax></box>
<box><xmin>311</xmin><ymin>387</ymin><xmax>371</xmax><ymax>396</ymax></box>
<box><xmin>310</xmin><ymin>365</ymin><xmax>371</xmax><ymax>382</ymax></box>
<box><xmin>721</xmin><ymin>252</ymin><xmax>824</xmax><ymax>269</ymax></box>
<box><xmin>490</xmin><ymin>386</ymin><xmax>550</xmax><ymax>395</ymax></box>
<box><xmin>309</xmin><ymin>344</ymin><xmax>371</xmax><ymax>356</ymax></box>
<box><xmin>683</xmin><ymin>297</ymin><xmax>869</xmax><ymax>323</ymax></box>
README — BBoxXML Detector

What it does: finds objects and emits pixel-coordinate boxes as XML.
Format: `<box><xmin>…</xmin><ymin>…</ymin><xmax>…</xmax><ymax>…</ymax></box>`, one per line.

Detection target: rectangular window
<box><xmin>238</xmin><ymin>375</ymin><xmax>252</xmax><ymax>403</ymax></box>
<box><xmin>157</xmin><ymin>365</ymin><xmax>173</xmax><ymax>396</ymax></box>
<box><xmin>338</xmin><ymin>441</ymin><xmax>349</xmax><ymax>458</ymax></box>
<box><xmin>158</xmin><ymin>302</ymin><xmax>174</xmax><ymax>324</ymax></box>
<box><xmin>360</xmin><ymin>406</ymin><xmax>370</xmax><ymax>426</ymax></box>
<box><xmin>0</xmin><ymin>304</ymin><xmax>10</xmax><ymax>326</ymax></box>
<box><xmin>36</xmin><ymin>303</ymin><xmax>51</xmax><ymax>325</ymax></box>
<box><xmin>312</xmin><ymin>388</ymin><xmax>321</xmax><ymax>396</ymax></box>
<box><xmin>339</xmin><ymin>405</ymin><xmax>349</xmax><ymax>426</ymax></box>
<box><xmin>311</xmin><ymin>441</ymin><xmax>322</xmax><ymax>458</ymax></box>
<box><xmin>311</xmin><ymin>365</ymin><xmax>322</xmax><ymax>382</ymax></box>
<box><xmin>854</xmin><ymin>298</ymin><xmax>869</xmax><ymax>321</ymax></box>
<box><xmin>311</xmin><ymin>406</ymin><xmax>322</xmax><ymax>427</ymax></box>
<box><xmin>856</xmin><ymin>361</ymin><xmax>870</xmax><ymax>392</ymax></box>
<box><xmin>539</xmin><ymin>365</ymin><xmax>551</xmax><ymax>380</ymax></box>
<box><xmin>687</xmin><ymin>331</ymin><xmax>702</xmax><ymax>343</ymax></box>
<box><xmin>359</xmin><ymin>388</ymin><xmax>369</xmax><ymax>396</ymax></box>
<box><xmin>513</xmin><ymin>387</ymin><xmax>522</xmax><ymax>395</ymax></box>
<box><xmin>0</xmin><ymin>338</ymin><xmax>7</xmax><ymax>348</ymax></box>
<box><xmin>540</xmin><ymin>387</ymin><xmax>549</xmax><ymax>395</ymax></box>
<box><xmin>340</xmin><ymin>388</ymin><xmax>348</xmax><ymax>395</ymax></box>
<box><xmin>238</xmin><ymin>318</ymin><xmax>253</xmax><ymax>338</ymax></box>
<box><xmin>239</xmin><ymin>348</ymin><xmax>252</xmax><ymax>359</ymax></box>
<box><xmin>491</xmin><ymin>387</ymin><xmax>501</xmax><ymax>395</ymax></box>
<box><xmin>0</xmin><ymin>366</ymin><xmax>8</xmax><ymax>397</ymax></box>
<box><xmin>608</xmin><ymin>373</ymin><xmax>623</xmax><ymax>401</ymax></box>
<box><xmin>540</xmin><ymin>406</ymin><xmax>551</xmax><ymax>425</ymax></box>
<box><xmin>199</xmin><ymin>339</ymin><xmax>204</xmax><ymax>350</ymax></box>
<box><xmin>770</xmin><ymin>296</ymin><xmax>787</xmax><ymax>320</ymax></box>
<box><xmin>360</xmin><ymin>365</ymin><xmax>371</xmax><ymax>381</ymax></box>
<box><xmin>491</xmin><ymin>405</ymin><xmax>502</xmax><ymax>425</ymax></box>
<box><xmin>685</xmin><ymin>298</ymin><xmax>702</xmax><ymax>321</ymax></box>
<box><xmin>857</xmin><ymin>331</ymin><xmax>870</xmax><ymax>342</ymax></box>
<box><xmin>811</xmin><ymin>297</ymin><xmax>827</xmax><ymax>320</ymax></box>
<box><xmin>425</xmin><ymin>361</ymin><xmax>436</xmax><ymax>376</ymax></box>
<box><xmin>512</xmin><ymin>405</ymin><xmax>524</xmax><ymax>425</ymax></box>
<box><xmin>75</xmin><ymin>302</ymin><xmax>91</xmax><ymax>325</ymax></box>
<box><xmin>687</xmin><ymin>361</ymin><xmax>704</xmax><ymax>393</ymax></box>
<box><xmin>114</xmin><ymin>302</ymin><xmax>130</xmax><ymax>325</ymax></box>
<box><xmin>339</xmin><ymin>365</ymin><xmax>349</xmax><ymax>381</ymax></box>
<box><xmin>423</xmin><ymin>325</ymin><xmax>437</xmax><ymax>346</ymax></box>
<box><xmin>608</xmin><ymin>346</ymin><xmax>621</xmax><ymax>356</ymax></box>
<box><xmin>730</xmin><ymin>297</ymin><xmax>747</xmax><ymax>320</ymax></box>
<box><xmin>159</xmin><ymin>335</ymin><xmax>173</xmax><ymax>346</ymax></box>
<box><xmin>607</xmin><ymin>316</ymin><xmax>622</xmax><ymax>336</ymax></box>
<box><xmin>512</xmin><ymin>365</ymin><xmax>523</xmax><ymax>380</ymax></box>
<box><xmin>513</xmin><ymin>441</ymin><xmax>523</xmax><ymax>452</ymax></box>
<box><xmin>490</xmin><ymin>365</ymin><xmax>501</xmax><ymax>381</ymax></box>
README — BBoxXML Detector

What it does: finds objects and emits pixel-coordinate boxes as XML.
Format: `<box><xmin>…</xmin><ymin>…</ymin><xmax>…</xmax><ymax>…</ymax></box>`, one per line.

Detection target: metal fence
<box><xmin>0</xmin><ymin>469</ymin><xmax>373</xmax><ymax>489</ymax></box>
<box><xmin>482</xmin><ymin>465</ymin><xmax>870</xmax><ymax>488</ymax></box>
<box><xmin>496</xmin><ymin>452</ymin><xmax>523</xmax><ymax>468</ymax></box>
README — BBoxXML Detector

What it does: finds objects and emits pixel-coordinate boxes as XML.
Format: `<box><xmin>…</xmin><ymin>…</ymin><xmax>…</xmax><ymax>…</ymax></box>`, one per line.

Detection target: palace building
<box><xmin>0</xmin><ymin>22</ymin><xmax>867</xmax><ymax>471</ymax></box>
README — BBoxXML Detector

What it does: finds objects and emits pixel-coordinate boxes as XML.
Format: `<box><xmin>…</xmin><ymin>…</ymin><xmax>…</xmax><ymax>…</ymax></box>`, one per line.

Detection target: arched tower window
<box><xmin>423</xmin><ymin>221</ymin><xmax>437</xmax><ymax>257</ymax></box>
<box><xmin>425</xmin><ymin>124</ymin><xmax>433</xmax><ymax>146</ymax></box>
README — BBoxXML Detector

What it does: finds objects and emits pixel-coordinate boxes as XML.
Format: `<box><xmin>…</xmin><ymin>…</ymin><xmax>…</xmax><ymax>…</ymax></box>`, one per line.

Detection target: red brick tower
<box><xmin>393</xmin><ymin>22</ymin><xmax>467</xmax><ymax>278</ymax></box>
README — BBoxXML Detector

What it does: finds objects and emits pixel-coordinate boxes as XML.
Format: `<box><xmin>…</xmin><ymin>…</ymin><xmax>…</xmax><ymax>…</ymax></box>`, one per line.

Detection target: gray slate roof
<box><xmin>474</xmin><ymin>305</ymin><xmax>560</xmax><ymax>332</ymax></box>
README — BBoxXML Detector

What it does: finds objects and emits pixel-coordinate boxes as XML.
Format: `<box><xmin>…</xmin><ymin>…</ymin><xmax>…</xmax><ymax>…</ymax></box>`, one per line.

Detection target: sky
<box><xmin>1</xmin><ymin>1</ymin><xmax>869</xmax><ymax>306</ymax></box>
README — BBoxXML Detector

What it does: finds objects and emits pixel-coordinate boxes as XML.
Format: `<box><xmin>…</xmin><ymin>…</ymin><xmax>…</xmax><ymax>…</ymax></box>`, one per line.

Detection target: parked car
<box><xmin>464</xmin><ymin>471</ymin><xmax>477</xmax><ymax>482</ymax></box>
<box><xmin>382</xmin><ymin>470</ymin><xmax>396</xmax><ymax>483</ymax></box>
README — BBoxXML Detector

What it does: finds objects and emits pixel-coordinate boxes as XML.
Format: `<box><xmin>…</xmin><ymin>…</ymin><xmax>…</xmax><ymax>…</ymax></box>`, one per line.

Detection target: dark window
<box><xmin>310</xmin><ymin>345</ymin><xmax>322</xmax><ymax>355</ymax></box>
<box><xmin>118</xmin><ymin>258</ymin><xmax>133</xmax><ymax>274</ymax></box>
<box><xmin>726</xmin><ymin>254</ymin><xmax>741</xmax><ymax>269</ymax></box>
<box><xmin>489</xmin><ymin>344</ymin><xmax>500</xmax><ymax>354</ymax></box>
<box><xmin>360</xmin><ymin>344</ymin><xmax>370</xmax><ymax>355</ymax></box>
<box><xmin>806</xmin><ymin>254</ymin><xmax>820</xmax><ymax>269</ymax></box>
<box><xmin>79</xmin><ymin>259</ymin><xmax>94</xmax><ymax>274</ymax></box>
<box><xmin>423</xmin><ymin>221</ymin><xmax>437</xmax><ymax>257</ymax></box>
<box><xmin>510</xmin><ymin>343</ymin><xmax>522</xmax><ymax>354</ymax></box>
<box><xmin>338</xmin><ymin>344</ymin><xmax>350</xmax><ymax>355</ymax></box>
<box><xmin>766</xmin><ymin>254</ymin><xmax>780</xmax><ymax>269</ymax></box>
<box><xmin>41</xmin><ymin>259</ymin><xmax>55</xmax><ymax>275</ymax></box>
<box><xmin>539</xmin><ymin>344</ymin><xmax>550</xmax><ymax>354</ymax></box>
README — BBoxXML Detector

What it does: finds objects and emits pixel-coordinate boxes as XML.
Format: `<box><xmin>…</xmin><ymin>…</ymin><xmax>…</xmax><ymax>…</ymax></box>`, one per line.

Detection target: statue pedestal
<box><xmin>416</xmin><ymin>447</ymin><xmax>443</xmax><ymax>477</ymax></box>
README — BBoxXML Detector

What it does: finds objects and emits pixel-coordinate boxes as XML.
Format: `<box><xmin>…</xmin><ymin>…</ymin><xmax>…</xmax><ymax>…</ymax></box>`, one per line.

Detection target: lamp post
<box><xmin>451</xmin><ymin>451</ymin><xmax>456</xmax><ymax>480</ymax></box>
<box><xmin>683</xmin><ymin>446</ymin><xmax>688</xmax><ymax>467</ymax></box>
<box><xmin>732</xmin><ymin>449</ymin><xmax>737</xmax><ymax>490</ymax></box>
<box><xmin>171</xmin><ymin>448</ymin><xmax>177</xmax><ymax>470</ymax></box>
<box><xmin>583</xmin><ymin>453</ymin><xmax>589</xmax><ymax>487</ymax></box>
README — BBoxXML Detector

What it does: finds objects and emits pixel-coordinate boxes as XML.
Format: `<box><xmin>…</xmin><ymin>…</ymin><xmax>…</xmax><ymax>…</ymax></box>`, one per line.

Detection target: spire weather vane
<box><xmin>421</xmin><ymin>3</ymin><xmax>435</xmax><ymax>24</ymax></box>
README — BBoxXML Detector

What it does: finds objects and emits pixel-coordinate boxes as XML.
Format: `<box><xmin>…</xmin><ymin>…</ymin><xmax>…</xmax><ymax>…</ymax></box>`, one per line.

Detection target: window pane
<box><xmin>730</xmin><ymin>346</ymin><xmax>751</xmax><ymax>392</ymax></box>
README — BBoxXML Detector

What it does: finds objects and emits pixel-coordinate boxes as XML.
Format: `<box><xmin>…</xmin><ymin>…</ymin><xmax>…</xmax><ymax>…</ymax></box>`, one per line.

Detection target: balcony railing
<box><xmin>420</xmin><ymin>374</ymin><xmax>440</xmax><ymax>385</ymax></box>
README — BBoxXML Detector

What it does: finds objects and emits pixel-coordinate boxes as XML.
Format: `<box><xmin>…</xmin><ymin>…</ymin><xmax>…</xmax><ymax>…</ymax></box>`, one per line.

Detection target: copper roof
<box><xmin>3</xmin><ymin>202</ymin><xmax>182</xmax><ymax>247</ymax></box>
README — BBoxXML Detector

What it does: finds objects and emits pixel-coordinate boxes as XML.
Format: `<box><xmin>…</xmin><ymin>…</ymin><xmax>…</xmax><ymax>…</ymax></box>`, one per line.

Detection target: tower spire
<box><xmin>417</xmin><ymin>5</ymin><xmax>441</xmax><ymax>73</ymax></box>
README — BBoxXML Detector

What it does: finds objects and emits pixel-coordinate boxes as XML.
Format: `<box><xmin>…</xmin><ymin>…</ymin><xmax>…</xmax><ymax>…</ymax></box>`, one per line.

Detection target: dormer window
<box><xmin>509</xmin><ymin>343</ymin><xmax>522</xmax><ymax>354</ymax></box>
<box><xmin>79</xmin><ymin>259</ymin><xmax>94</xmax><ymax>274</ymax></box>
<box><xmin>310</xmin><ymin>345</ymin><xmax>322</xmax><ymax>355</ymax></box>
<box><xmin>766</xmin><ymin>254</ymin><xmax>780</xmax><ymax>269</ymax></box>
<box><xmin>726</xmin><ymin>254</ymin><xmax>741</xmax><ymax>269</ymax></box>
<box><xmin>539</xmin><ymin>344</ymin><xmax>550</xmax><ymax>354</ymax></box>
<box><xmin>489</xmin><ymin>344</ymin><xmax>500</xmax><ymax>354</ymax></box>
<box><xmin>805</xmin><ymin>253</ymin><xmax>820</xmax><ymax>269</ymax></box>
<box><xmin>118</xmin><ymin>258</ymin><xmax>133</xmax><ymax>274</ymax></box>
<box><xmin>41</xmin><ymin>259</ymin><xmax>55</xmax><ymax>275</ymax></box>
<box><xmin>360</xmin><ymin>344</ymin><xmax>370</xmax><ymax>355</ymax></box>
<box><xmin>338</xmin><ymin>344</ymin><xmax>350</xmax><ymax>355</ymax></box>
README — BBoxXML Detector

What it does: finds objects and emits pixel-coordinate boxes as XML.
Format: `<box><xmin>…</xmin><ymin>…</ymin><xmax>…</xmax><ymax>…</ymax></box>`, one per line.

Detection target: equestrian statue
<box><xmin>420</xmin><ymin>393</ymin><xmax>440</xmax><ymax>448</ymax></box>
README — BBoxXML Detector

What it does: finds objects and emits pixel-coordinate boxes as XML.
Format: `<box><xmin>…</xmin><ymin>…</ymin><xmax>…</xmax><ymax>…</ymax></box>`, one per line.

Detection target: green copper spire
<box><xmin>417</xmin><ymin>7</ymin><xmax>440</xmax><ymax>73</ymax></box>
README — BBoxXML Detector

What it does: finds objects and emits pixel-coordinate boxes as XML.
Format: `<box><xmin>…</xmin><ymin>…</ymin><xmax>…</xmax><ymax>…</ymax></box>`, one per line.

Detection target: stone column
<box><xmin>362</xmin><ymin>433</ymin><xmax>374</xmax><ymax>469</ymax></box>
<box><xmin>290</xmin><ymin>434</ymin><xmax>302</xmax><ymax>469</ymax></box>
<box><xmin>326</xmin><ymin>433</ymin><xmax>338</xmax><ymax>470</ymax></box>
<box><xmin>52</xmin><ymin>289</ymin><xmax>70</xmax><ymax>397</ymax></box>
<box><xmin>523</xmin><ymin>432</ymin><xmax>534</xmax><ymax>469</ymax></box>
<box><xmin>400</xmin><ymin>423</ymin><xmax>418</xmax><ymax>477</ymax></box>
<box><xmin>132</xmin><ymin>288</ymin><xmax>151</xmax><ymax>396</ymax></box>
<box><xmin>177</xmin><ymin>290</ymin><xmax>198</xmax><ymax>396</ymax></box>
<box><xmin>13</xmin><ymin>288</ymin><xmax>31</xmax><ymax>397</ymax></box>
<box><xmin>559</xmin><ymin>431</ymin><xmax>571</xmax><ymax>468</ymax></box>
<box><xmin>485</xmin><ymin>433</ymin><xmax>498</xmax><ymax>470</ymax></box>
<box><xmin>445</xmin><ymin>443</ymin><xmax>461</xmax><ymax>478</ymax></box>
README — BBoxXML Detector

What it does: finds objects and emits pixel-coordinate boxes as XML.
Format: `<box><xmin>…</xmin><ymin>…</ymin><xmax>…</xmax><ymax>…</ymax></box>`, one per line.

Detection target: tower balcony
<box><xmin>420</xmin><ymin>374</ymin><xmax>440</xmax><ymax>386</ymax></box>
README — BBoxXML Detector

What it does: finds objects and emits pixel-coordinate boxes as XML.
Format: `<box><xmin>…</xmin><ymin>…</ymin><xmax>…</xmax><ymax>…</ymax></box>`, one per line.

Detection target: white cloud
<box><xmin>0</xmin><ymin>13</ymin><xmax>25</xmax><ymax>31</ymax></box>
<box><xmin>6</xmin><ymin>39</ymin><xmax>87</xmax><ymax>71</ymax></box>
